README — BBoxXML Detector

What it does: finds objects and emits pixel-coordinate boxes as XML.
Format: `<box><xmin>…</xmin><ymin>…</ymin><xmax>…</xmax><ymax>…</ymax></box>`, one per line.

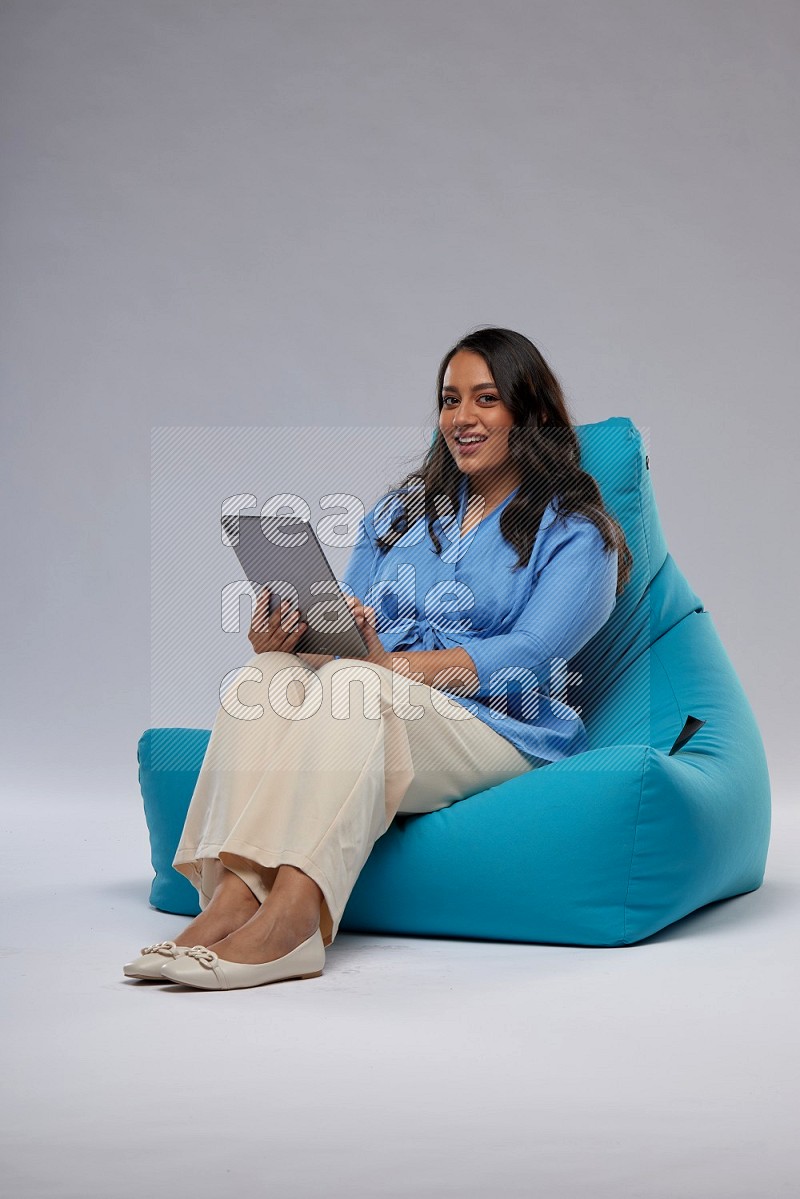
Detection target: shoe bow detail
<box><xmin>186</xmin><ymin>946</ymin><xmax>219</xmax><ymax>968</ymax></box>
<box><xmin>139</xmin><ymin>940</ymin><xmax>180</xmax><ymax>958</ymax></box>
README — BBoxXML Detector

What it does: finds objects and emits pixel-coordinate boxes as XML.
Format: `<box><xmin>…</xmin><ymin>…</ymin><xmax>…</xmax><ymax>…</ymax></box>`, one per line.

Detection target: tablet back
<box><xmin>221</xmin><ymin>514</ymin><xmax>369</xmax><ymax>659</ymax></box>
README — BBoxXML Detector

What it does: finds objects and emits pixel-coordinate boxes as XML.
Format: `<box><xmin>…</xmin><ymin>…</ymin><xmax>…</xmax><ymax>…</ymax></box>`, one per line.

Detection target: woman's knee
<box><xmin>245</xmin><ymin>649</ymin><xmax>303</xmax><ymax>674</ymax></box>
<box><xmin>216</xmin><ymin>653</ymin><xmax>318</xmax><ymax>725</ymax></box>
<box><xmin>313</xmin><ymin>658</ymin><xmax>392</xmax><ymax>719</ymax></box>
<box><xmin>228</xmin><ymin>654</ymin><xmax>391</xmax><ymax>723</ymax></box>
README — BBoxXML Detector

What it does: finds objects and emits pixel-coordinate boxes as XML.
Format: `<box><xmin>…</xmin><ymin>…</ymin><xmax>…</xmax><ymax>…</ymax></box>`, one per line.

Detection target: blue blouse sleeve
<box><xmin>340</xmin><ymin>498</ymin><xmax>385</xmax><ymax>602</ymax></box>
<box><xmin>464</xmin><ymin>517</ymin><xmax>618</xmax><ymax>700</ymax></box>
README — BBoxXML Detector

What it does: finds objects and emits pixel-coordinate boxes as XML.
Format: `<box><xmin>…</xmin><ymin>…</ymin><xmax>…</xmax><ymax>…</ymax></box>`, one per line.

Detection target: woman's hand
<box><xmin>344</xmin><ymin>594</ymin><xmax>393</xmax><ymax>670</ymax></box>
<box><xmin>247</xmin><ymin>586</ymin><xmax>307</xmax><ymax>655</ymax></box>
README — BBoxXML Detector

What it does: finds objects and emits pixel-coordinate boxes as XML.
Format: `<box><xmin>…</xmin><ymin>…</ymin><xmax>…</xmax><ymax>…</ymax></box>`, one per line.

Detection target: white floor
<box><xmin>2</xmin><ymin>789</ymin><xmax>798</xmax><ymax>1199</ymax></box>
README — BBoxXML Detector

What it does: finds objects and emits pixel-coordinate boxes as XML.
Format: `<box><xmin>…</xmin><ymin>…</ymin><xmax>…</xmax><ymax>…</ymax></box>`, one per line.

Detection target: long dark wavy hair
<box><xmin>373</xmin><ymin>326</ymin><xmax>633</xmax><ymax>597</ymax></box>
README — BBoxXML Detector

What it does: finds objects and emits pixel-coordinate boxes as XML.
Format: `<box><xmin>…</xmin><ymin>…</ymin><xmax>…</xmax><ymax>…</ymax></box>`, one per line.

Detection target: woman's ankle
<box><xmin>172</xmin><ymin>904</ymin><xmax>254</xmax><ymax>946</ymax></box>
<box><xmin>209</xmin><ymin>869</ymin><xmax>261</xmax><ymax>909</ymax></box>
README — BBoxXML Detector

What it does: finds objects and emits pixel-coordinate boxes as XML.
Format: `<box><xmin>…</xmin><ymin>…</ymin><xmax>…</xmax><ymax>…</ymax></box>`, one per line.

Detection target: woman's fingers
<box><xmin>281</xmin><ymin>600</ymin><xmax>305</xmax><ymax>634</ymax></box>
<box><xmin>252</xmin><ymin>584</ymin><xmax>271</xmax><ymax>628</ymax></box>
<box><xmin>344</xmin><ymin>594</ymin><xmax>362</xmax><ymax>622</ymax></box>
<box><xmin>253</xmin><ymin>585</ymin><xmax>290</xmax><ymax>631</ymax></box>
<box><xmin>344</xmin><ymin>594</ymin><xmax>374</xmax><ymax>628</ymax></box>
<box><xmin>249</xmin><ymin>588</ymin><xmax>306</xmax><ymax>652</ymax></box>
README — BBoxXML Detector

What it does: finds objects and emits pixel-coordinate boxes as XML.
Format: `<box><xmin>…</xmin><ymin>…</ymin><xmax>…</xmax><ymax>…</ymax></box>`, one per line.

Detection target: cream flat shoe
<box><xmin>122</xmin><ymin>940</ymin><xmax>197</xmax><ymax>980</ymax></box>
<box><xmin>159</xmin><ymin>929</ymin><xmax>325</xmax><ymax>990</ymax></box>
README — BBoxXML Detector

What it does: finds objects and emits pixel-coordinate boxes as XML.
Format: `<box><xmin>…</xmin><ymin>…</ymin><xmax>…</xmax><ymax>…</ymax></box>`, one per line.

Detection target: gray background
<box><xmin>1</xmin><ymin>0</ymin><xmax>797</xmax><ymax>796</ymax></box>
<box><xmin>2</xmin><ymin>5</ymin><xmax>799</xmax><ymax>1199</ymax></box>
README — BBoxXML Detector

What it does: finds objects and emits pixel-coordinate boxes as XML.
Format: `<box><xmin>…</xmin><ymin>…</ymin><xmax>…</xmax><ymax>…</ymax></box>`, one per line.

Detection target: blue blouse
<box><xmin>341</xmin><ymin>474</ymin><xmax>618</xmax><ymax>766</ymax></box>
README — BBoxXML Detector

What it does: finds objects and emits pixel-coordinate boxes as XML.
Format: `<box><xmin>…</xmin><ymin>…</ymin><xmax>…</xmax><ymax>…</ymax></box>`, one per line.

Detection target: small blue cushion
<box><xmin>137</xmin><ymin>417</ymin><xmax>771</xmax><ymax>944</ymax></box>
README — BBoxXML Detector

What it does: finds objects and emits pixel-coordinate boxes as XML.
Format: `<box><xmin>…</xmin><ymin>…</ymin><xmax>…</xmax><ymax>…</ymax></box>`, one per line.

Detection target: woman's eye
<box><xmin>442</xmin><ymin>394</ymin><xmax>497</xmax><ymax>405</ymax></box>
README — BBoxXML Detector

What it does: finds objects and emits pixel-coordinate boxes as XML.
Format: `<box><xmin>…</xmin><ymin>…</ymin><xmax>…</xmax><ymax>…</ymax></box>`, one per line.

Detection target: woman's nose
<box><xmin>450</xmin><ymin>401</ymin><xmax>478</xmax><ymax>421</ymax></box>
<box><xmin>454</xmin><ymin>410</ymin><xmax>480</xmax><ymax>427</ymax></box>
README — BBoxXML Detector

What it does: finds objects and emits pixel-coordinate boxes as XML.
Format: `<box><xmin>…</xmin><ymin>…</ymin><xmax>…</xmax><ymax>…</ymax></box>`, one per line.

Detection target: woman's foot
<box><xmin>172</xmin><ymin>865</ymin><xmax>261</xmax><ymax>948</ymax></box>
<box><xmin>206</xmin><ymin>910</ymin><xmax>321</xmax><ymax>965</ymax></box>
<box><xmin>205</xmin><ymin>864</ymin><xmax>323</xmax><ymax>964</ymax></box>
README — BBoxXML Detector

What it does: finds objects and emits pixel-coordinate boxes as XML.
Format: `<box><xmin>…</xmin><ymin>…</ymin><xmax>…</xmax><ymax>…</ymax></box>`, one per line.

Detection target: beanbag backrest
<box><xmin>571</xmin><ymin>418</ymin><xmax>702</xmax><ymax>747</ymax></box>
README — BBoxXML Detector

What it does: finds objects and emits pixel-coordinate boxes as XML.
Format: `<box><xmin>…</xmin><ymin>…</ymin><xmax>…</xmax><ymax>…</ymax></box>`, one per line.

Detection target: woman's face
<box><xmin>439</xmin><ymin>350</ymin><xmax>517</xmax><ymax>486</ymax></box>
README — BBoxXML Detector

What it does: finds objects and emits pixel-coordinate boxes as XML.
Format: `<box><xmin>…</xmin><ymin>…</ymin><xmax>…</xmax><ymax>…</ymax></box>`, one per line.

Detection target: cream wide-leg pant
<box><xmin>172</xmin><ymin>651</ymin><xmax>541</xmax><ymax>947</ymax></box>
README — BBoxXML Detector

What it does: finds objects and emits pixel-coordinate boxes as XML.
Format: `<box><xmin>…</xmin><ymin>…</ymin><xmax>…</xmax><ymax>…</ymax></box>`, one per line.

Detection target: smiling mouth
<box><xmin>454</xmin><ymin>435</ymin><xmax>488</xmax><ymax>447</ymax></box>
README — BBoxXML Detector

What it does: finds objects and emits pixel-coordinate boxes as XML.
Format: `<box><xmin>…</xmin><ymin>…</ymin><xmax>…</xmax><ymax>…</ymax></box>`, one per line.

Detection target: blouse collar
<box><xmin>454</xmin><ymin>474</ymin><xmax>521</xmax><ymax>534</ymax></box>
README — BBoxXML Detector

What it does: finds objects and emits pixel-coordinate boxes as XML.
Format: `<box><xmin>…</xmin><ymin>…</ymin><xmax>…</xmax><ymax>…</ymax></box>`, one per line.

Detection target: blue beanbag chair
<box><xmin>137</xmin><ymin>417</ymin><xmax>771</xmax><ymax>945</ymax></box>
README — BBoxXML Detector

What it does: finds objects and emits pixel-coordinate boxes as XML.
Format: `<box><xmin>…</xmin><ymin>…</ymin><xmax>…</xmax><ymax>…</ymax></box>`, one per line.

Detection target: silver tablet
<box><xmin>221</xmin><ymin>513</ymin><xmax>369</xmax><ymax>660</ymax></box>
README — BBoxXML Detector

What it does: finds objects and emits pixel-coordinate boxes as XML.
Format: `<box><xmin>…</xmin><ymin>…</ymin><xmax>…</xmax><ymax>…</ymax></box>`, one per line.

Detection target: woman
<box><xmin>123</xmin><ymin>326</ymin><xmax>632</xmax><ymax>990</ymax></box>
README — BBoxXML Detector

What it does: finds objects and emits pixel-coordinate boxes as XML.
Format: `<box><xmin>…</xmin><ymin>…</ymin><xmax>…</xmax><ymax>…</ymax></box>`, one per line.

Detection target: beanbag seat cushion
<box><xmin>137</xmin><ymin>417</ymin><xmax>771</xmax><ymax>945</ymax></box>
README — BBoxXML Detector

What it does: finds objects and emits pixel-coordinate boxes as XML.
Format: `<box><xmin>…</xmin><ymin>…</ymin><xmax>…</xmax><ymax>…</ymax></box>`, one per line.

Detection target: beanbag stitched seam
<box><xmin>622</xmin><ymin>746</ymin><xmax>650</xmax><ymax>945</ymax></box>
